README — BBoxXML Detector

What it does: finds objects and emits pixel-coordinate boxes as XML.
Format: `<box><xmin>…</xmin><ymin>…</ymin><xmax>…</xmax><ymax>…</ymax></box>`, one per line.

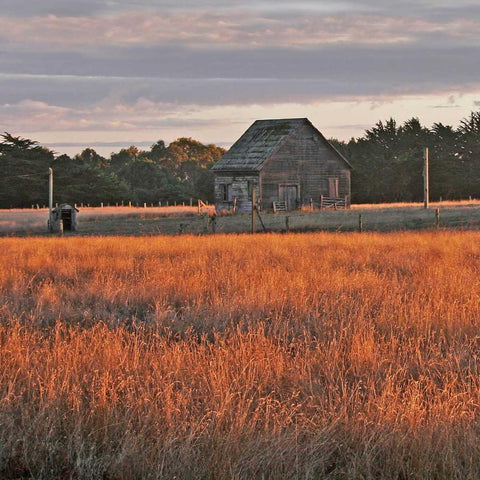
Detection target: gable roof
<box><xmin>212</xmin><ymin>118</ymin><xmax>351</xmax><ymax>172</ymax></box>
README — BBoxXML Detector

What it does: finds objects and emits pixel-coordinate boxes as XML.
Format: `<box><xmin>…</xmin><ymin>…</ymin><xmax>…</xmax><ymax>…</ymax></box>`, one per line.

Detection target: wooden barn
<box><xmin>212</xmin><ymin>118</ymin><xmax>351</xmax><ymax>212</ymax></box>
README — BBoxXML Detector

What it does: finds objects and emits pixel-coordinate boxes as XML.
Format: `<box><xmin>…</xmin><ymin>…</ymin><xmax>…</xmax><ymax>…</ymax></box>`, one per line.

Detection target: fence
<box><xmin>6</xmin><ymin>204</ymin><xmax>480</xmax><ymax>237</ymax></box>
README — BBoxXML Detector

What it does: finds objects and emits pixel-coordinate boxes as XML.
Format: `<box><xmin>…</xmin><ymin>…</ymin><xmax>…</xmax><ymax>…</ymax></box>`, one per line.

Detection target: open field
<box><xmin>1</xmin><ymin>231</ymin><xmax>480</xmax><ymax>478</ymax></box>
<box><xmin>1</xmin><ymin>200</ymin><xmax>480</xmax><ymax>236</ymax></box>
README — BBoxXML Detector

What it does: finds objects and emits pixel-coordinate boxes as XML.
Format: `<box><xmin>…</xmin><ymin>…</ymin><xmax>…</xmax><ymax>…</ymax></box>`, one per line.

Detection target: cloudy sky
<box><xmin>1</xmin><ymin>0</ymin><xmax>480</xmax><ymax>156</ymax></box>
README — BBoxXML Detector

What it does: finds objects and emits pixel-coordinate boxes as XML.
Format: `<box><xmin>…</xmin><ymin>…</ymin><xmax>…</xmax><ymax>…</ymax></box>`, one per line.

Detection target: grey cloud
<box><xmin>2</xmin><ymin>41</ymin><xmax>480</xmax><ymax>112</ymax></box>
<box><xmin>0</xmin><ymin>0</ymin><xmax>111</xmax><ymax>17</ymax></box>
<box><xmin>2</xmin><ymin>0</ymin><xmax>476</xmax><ymax>18</ymax></box>
<box><xmin>2</xmin><ymin>44</ymin><xmax>480</xmax><ymax>93</ymax></box>
<box><xmin>0</xmin><ymin>75</ymin><xmax>112</xmax><ymax>106</ymax></box>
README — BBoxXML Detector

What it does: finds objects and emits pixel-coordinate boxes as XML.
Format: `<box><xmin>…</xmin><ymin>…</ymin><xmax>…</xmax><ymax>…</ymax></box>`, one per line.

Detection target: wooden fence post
<box><xmin>320</xmin><ymin>195</ymin><xmax>324</xmax><ymax>210</ymax></box>
<box><xmin>435</xmin><ymin>208</ymin><xmax>440</xmax><ymax>229</ymax></box>
<box><xmin>251</xmin><ymin>190</ymin><xmax>256</xmax><ymax>234</ymax></box>
<box><xmin>285</xmin><ymin>216</ymin><xmax>290</xmax><ymax>232</ymax></box>
<box><xmin>359</xmin><ymin>214</ymin><xmax>363</xmax><ymax>233</ymax></box>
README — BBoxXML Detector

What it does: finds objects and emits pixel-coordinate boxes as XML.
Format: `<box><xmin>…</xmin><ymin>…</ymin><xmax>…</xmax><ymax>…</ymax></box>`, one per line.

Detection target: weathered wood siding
<box><xmin>214</xmin><ymin>173</ymin><xmax>259</xmax><ymax>212</ymax></box>
<box><xmin>260</xmin><ymin>123</ymin><xmax>350</xmax><ymax>210</ymax></box>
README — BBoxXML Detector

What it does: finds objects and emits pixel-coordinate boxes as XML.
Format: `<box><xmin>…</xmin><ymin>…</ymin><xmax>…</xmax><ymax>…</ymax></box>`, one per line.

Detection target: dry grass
<box><xmin>352</xmin><ymin>199</ymin><xmax>480</xmax><ymax>210</ymax></box>
<box><xmin>1</xmin><ymin>232</ymin><xmax>480</xmax><ymax>478</ymax></box>
<box><xmin>2</xmin><ymin>201</ymin><xmax>480</xmax><ymax>236</ymax></box>
<box><xmin>0</xmin><ymin>205</ymin><xmax>214</xmax><ymax>235</ymax></box>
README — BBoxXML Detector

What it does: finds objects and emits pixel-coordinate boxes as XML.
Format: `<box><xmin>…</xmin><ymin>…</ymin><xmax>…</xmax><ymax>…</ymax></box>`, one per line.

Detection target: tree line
<box><xmin>0</xmin><ymin>136</ymin><xmax>224</xmax><ymax>208</ymax></box>
<box><xmin>330</xmin><ymin>111</ymin><xmax>480</xmax><ymax>203</ymax></box>
<box><xmin>1</xmin><ymin>111</ymin><xmax>479</xmax><ymax>209</ymax></box>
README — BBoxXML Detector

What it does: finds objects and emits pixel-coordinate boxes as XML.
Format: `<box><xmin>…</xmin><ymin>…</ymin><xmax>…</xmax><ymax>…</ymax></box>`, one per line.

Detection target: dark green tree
<box><xmin>456</xmin><ymin>112</ymin><xmax>480</xmax><ymax>198</ymax></box>
<box><xmin>0</xmin><ymin>133</ymin><xmax>53</xmax><ymax>208</ymax></box>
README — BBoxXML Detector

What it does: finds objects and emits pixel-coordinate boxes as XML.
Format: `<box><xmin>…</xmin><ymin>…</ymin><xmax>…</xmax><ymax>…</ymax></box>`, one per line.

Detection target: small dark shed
<box><xmin>50</xmin><ymin>204</ymin><xmax>79</xmax><ymax>231</ymax></box>
<box><xmin>212</xmin><ymin>118</ymin><xmax>352</xmax><ymax>212</ymax></box>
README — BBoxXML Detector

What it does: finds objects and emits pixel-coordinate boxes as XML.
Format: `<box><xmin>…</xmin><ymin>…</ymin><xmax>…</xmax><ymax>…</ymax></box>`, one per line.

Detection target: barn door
<box><xmin>279</xmin><ymin>185</ymin><xmax>298</xmax><ymax>210</ymax></box>
<box><xmin>328</xmin><ymin>178</ymin><xmax>339</xmax><ymax>198</ymax></box>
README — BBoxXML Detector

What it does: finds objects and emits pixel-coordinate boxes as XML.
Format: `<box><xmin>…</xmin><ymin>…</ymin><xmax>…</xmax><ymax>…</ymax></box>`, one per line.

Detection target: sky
<box><xmin>1</xmin><ymin>0</ymin><xmax>480</xmax><ymax>156</ymax></box>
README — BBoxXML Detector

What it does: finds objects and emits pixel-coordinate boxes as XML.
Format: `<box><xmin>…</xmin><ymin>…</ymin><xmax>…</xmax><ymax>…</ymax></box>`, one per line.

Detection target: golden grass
<box><xmin>352</xmin><ymin>199</ymin><xmax>480</xmax><ymax>210</ymax></box>
<box><xmin>0</xmin><ymin>232</ymin><xmax>480</xmax><ymax>478</ymax></box>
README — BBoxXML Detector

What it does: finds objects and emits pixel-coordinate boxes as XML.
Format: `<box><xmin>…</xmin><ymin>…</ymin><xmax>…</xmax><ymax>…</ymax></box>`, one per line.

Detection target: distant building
<box><xmin>212</xmin><ymin>118</ymin><xmax>351</xmax><ymax>212</ymax></box>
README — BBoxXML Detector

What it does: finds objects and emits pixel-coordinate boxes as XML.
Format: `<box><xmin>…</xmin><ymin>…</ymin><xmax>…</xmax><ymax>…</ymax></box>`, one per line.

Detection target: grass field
<box><xmin>1</xmin><ymin>200</ymin><xmax>479</xmax><ymax>236</ymax></box>
<box><xmin>1</xmin><ymin>231</ymin><xmax>479</xmax><ymax>478</ymax></box>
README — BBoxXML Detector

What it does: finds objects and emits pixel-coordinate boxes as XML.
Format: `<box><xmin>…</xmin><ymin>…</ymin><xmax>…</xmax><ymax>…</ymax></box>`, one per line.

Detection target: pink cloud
<box><xmin>2</xmin><ymin>11</ymin><xmax>477</xmax><ymax>50</ymax></box>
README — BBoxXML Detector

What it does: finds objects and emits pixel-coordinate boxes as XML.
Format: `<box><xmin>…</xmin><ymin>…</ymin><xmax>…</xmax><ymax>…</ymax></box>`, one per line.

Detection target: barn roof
<box><xmin>212</xmin><ymin>118</ymin><xmax>351</xmax><ymax>172</ymax></box>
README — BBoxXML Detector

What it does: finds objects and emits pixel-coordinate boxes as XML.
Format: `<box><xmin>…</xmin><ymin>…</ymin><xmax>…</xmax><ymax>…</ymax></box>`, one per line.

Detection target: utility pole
<box><xmin>48</xmin><ymin>168</ymin><xmax>62</xmax><ymax>233</ymax></box>
<box><xmin>48</xmin><ymin>167</ymin><xmax>54</xmax><ymax>232</ymax></box>
<box><xmin>423</xmin><ymin>147</ymin><xmax>429</xmax><ymax>209</ymax></box>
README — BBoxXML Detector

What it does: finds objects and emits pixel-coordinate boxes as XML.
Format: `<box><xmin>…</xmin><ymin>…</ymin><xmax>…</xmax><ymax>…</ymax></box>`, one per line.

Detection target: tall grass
<box><xmin>0</xmin><ymin>232</ymin><xmax>479</xmax><ymax>478</ymax></box>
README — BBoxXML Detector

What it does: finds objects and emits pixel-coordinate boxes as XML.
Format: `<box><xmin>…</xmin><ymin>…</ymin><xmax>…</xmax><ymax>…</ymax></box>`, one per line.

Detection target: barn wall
<box><xmin>260</xmin><ymin>123</ymin><xmax>351</xmax><ymax>210</ymax></box>
<box><xmin>214</xmin><ymin>173</ymin><xmax>259</xmax><ymax>212</ymax></box>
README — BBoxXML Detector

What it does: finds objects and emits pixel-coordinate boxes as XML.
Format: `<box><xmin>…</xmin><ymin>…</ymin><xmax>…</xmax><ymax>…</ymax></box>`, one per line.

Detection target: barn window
<box><xmin>221</xmin><ymin>184</ymin><xmax>232</xmax><ymax>202</ymax></box>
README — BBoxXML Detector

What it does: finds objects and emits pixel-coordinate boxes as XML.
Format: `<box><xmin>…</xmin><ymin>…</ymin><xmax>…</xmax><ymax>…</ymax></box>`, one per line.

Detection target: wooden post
<box><xmin>233</xmin><ymin>197</ymin><xmax>237</xmax><ymax>214</ymax></box>
<box><xmin>256</xmin><ymin>208</ymin><xmax>267</xmax><ymax>232</ymax></box>
<box><xmin>48</xmin><ymin>168</ymin><xmax>54</xmax><ymax>232</ymax></box>
<box><xmin>285</xmin><ymin>216</ymin><xmax>290</xmax><ymax>232</ymax></box>
<box><xmin>320</xmin><ymin>195</ymin><xmax>324</xmax><ymax>210</ymax></box>
<box><xmin>435</xmin><ymin>208</ymin><xmax>440</xmax><ymax>229</ymax></box>
<box><xmin>197</xmin><ymin>199</ymin><xmax>201</xmax><ymax>215</ymax></box>
<box><xmin>251</xmin><ymin>189</ymin><xmax>256</xmax><ymax>234</ymax></box>
<box><xmin>423</xmin><ymin>147</ymin><xmax>429</xmax><ymax>209</ymax></box>
<box><xmin>310</xmin><ymin>198</ymin><xmax>313</xmax><ymax>211</ymax></box>
<box><xmin>359</xmin><ymin>214</ymin><xmax>363</xmax><ymax>233</ymax></box>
